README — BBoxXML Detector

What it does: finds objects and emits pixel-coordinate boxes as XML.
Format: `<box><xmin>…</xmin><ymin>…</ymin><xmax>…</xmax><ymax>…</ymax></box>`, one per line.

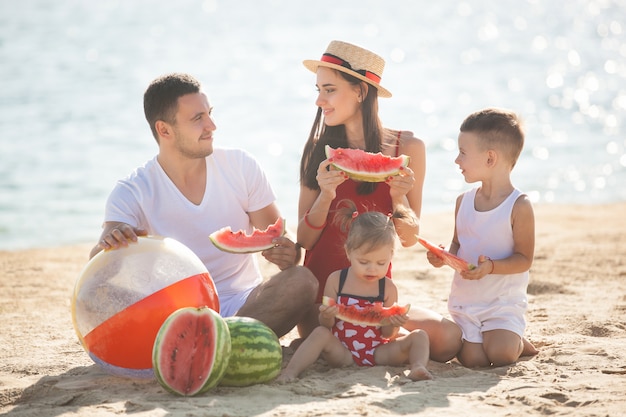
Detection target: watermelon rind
<box><xmin>152</xmin><ymin>306</ymin><xmax>231</xmax><ymax>396</ymax></box>
<box><xmin>325</xmin><ymin>145</ymin><xmax>410</xmax><ymax>183</ymax></box>
<box><xmin>219</xmin><ymin>317</ymin><xmax>283</xmax><ymax>387</ymax></box>
<box><xmin>209</xmin><ymin>218</ymin><xmax>286</xmax><ymax>254</ymax></box>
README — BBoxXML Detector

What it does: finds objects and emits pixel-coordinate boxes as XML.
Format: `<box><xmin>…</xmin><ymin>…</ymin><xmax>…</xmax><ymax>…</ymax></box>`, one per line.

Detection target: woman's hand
<box><xmin>316</xmin><ymin>158</ymin><xmax>348</xmax><ymax>201</ymax></box>
<box><xmin>387</xmin><ymin>166</ymin><xmax>415</xmax><ymax>200</ymax></box>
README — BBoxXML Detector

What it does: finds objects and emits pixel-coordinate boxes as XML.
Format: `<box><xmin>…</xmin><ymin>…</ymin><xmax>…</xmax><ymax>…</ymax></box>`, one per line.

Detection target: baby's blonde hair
<box><xmin>333</xmin><ymin>199</ymin><xmax>416</xmax><ymax>254</ymax></box>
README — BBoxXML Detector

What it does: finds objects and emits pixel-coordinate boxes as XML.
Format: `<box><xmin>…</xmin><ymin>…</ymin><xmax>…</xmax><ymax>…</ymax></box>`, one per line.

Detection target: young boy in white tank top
<box><xmin>425</xmin><ymin>108</ymin><xmax>537</xmax><ymax>368</ymax></box>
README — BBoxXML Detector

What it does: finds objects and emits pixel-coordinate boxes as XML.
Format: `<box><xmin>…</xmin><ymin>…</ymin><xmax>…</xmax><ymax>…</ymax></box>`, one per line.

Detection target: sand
<box><xmin>1</xmin><ymin>203</ymin><xmax>625</xmax><ymax>417</ymax></box>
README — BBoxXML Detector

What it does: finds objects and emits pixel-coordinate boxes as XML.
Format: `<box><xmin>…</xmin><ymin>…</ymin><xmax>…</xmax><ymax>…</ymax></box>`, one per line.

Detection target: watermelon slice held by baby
<box><xmin>322</xmin><ymin>296</ymin><xmax>410</xmax><ymax>326</ymax></box>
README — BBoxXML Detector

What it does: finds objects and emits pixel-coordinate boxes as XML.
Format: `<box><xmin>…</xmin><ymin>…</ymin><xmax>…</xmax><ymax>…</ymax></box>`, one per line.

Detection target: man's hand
<box><xmin>261</xmin><ymin>236</ymin><xmax>301</xmax><ymax>270</ymax></box>
<box><xmin>90</xmin><ymin>223</ymin><xmax>147</xmax><ymax>259</ymax></box>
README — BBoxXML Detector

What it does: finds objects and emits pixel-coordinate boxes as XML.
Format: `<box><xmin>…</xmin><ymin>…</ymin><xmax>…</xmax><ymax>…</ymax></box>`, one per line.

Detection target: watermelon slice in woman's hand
<box><xmin>322</xmin><ymin>296</ymin><xmax>410</xmax><ymax>326</ymax></box>
<box><xmin>325</xmin><ymin>145</ymin><xmax>410</xmax><ymax>183</ymax></box>
<box><xmin>416</xmin><ymin>236</ymin><xmax>475</xmax><ymax>272</ymax></box>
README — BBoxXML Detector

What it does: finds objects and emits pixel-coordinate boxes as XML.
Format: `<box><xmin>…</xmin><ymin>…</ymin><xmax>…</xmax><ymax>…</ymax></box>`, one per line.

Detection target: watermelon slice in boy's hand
<box><xmin>322</xmin><ymin>296</ymin><xmax>410</xmax><ymax>326</ymax></box>
<box><xmin>416</xmin><ymin>236</ymin><xmax>475</xmax><ymax>272</ymax></box>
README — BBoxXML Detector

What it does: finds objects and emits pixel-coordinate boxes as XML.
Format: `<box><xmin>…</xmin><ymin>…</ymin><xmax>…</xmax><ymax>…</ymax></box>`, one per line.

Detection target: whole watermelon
<box><xmin>220</xmin><ymin>317</ymin><xmax>282</xmax><ymax>386</ymax></box>
<box><xmin>152</xmin><ymin>306</ymin><xmax>231</xmax><ymax>396</ymax></box>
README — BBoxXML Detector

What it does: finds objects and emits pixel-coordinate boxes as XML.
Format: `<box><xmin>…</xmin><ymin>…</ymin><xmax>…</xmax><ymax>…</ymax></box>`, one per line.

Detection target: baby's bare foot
<box><xmin>407</xmin><ymin>365</ymin><xmax>433</xmax><ymax>381</ymax></box>
<box><xmin>522</xmin><ymin>337</ymin><xmax>539</xmax><ymax>356</ymax></box>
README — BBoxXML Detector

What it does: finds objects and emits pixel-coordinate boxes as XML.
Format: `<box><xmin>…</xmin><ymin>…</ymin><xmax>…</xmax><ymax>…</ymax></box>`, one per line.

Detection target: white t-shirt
<box><xmin>104</xmin><ymin>147</ymin><xmax>276</xmax><ymax>308</ymax></box>
<box><xmin>448</xmin><ymin>187</ymin><xmax>529</xmax><ymax>308</ymax></box>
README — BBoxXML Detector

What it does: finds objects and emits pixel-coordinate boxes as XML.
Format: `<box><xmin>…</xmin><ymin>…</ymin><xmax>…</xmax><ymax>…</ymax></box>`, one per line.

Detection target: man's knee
<box><xmin>289</xmin><ymin>266</ymin><xmax>318</xmax><ymax>297</ymax></box>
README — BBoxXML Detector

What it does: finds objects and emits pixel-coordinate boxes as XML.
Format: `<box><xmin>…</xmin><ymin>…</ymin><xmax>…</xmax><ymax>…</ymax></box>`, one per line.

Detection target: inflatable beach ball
<box><xmin>71</xmin><ymin>236</ymin><xmax>220</xmax><ymax>379</ymax></box>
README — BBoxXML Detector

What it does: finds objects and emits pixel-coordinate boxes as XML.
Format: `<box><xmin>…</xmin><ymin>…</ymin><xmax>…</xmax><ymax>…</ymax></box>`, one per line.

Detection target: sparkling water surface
<box><xmin>1</xmin><ymin>0</ymin><xmax>625</xmax><ymax>250</ymax></box>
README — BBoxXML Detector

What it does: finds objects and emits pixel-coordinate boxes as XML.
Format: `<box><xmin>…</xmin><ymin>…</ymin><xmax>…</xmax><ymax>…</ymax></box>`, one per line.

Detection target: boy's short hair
<box><xmin>143</xmin><ymin>73</ymin><xmax>202</xmax><ymax>142</ymax></box>
<box><xmin>460</xmin><ymin>108</ymin><xmax>525</xmax><ymax>167</ymax></box>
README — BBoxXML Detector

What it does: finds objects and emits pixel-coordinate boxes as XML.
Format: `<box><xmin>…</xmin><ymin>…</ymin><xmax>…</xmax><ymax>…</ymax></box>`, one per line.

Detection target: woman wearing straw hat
<box><xmin>296</xmin><ymin>40</ymin><xmax>462</xmax><ymax>362</ymax></box>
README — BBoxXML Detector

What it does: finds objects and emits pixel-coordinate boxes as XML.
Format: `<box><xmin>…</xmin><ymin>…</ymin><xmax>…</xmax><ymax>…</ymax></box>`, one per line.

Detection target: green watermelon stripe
<box><xmin>231</xmin><ymin>342</ymin><xmax>280</xmax><ymax>350</ymax></box>
<box><xmin>220</xmin><ymin>317</ymin><xmax>283</xmax><ymax>387</ymax></box>
<box><xmin>228</xmin><ymin>362</ymin><xmax>281</xmax><ymax>369</ymax></box>
<box><xmin>229</xmin><ymin>327</ymin><xmax>276</xmax><ymax>335</ymax></box>
<box><xmin>222</xmin><ymin>365</ymin><xmax>281</xmax><ymax>375</ymax></box>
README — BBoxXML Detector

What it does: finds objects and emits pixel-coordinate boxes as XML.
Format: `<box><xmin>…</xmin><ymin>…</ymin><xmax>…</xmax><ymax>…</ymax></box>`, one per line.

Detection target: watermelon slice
<box><xmin>325</xmin><ymin>145</ymin><xmax>410</xmax><ymax>182</ymax></box>
<box><xmin>152</xmin><ymin>306</ymin><xmax>231</xmax><ymax>396</ymax></box>
<box><xmin>322</xmin><ymin>296</ymin><xmax>410</xmax><ymax>326</ymax></box>
<box><xmin>209</xmin><ymin>218</ymin><xmax>285</xmax><ymax>254</ymax></box>
<box><xmin>416</xmin><ymin>236</ymin><xmax>475</xmax><ymax>272</ymax></box>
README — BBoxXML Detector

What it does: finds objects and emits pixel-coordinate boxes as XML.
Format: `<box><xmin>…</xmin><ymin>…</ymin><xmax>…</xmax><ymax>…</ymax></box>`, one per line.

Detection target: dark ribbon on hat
<box><xmin>321</xmin><ymin>53</ymin><xmax>382</xmax><ymax>84</ymax></box>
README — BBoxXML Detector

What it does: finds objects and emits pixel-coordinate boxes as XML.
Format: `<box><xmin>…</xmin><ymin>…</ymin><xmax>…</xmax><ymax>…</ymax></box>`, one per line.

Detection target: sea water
<box><xmin>1</xmin><ymin>0</ymin><xmax>625</xmax><ymax>250</ymax></box>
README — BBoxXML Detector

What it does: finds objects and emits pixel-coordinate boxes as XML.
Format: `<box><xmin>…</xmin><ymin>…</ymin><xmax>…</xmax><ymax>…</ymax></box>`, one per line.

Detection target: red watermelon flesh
<box><xmin>322</xmin><ymin>296</ymin><xmax>410</xmax><ymax>326</ymax></box>
<box><xmin>417</xmin><ymin>236</ymin><xmax>476</xmax><ymax>272</ymax></box>
<box><xmin>209</xmin><ymin>217</ymin><xmax>285</xmax><ymax>254</ymax></box>
<box><xmin>152</xmin><ymin>306</ymin><xmax>231</xmax><ymax>396</ymax></box>
<box><xmin>325</xmin><ymin>145</ymin><xmax>410</xmax><ymax>182</ymax></box>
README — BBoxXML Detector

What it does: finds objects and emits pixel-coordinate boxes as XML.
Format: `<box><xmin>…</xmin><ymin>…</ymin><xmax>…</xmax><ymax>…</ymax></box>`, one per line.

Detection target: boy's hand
<box><xmin>426</xmin><ymin>246</ymin><xmax>445</xmax><ymax>268</ymax></box>
<box><xmin>460</xmin><ymin>254</ymin><xmax>492</xmax><ymax>280</ymax></box>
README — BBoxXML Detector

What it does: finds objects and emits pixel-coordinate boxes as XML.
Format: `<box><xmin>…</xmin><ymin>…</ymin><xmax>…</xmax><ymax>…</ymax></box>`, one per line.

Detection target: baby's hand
<box><xmin>319</xmin><ymin>304</ymin><xmax>337</xmax><ymax>320</ymax></box>
<box><xmin>381</xmin><ymin>313</ymin><xmax>408</xmax><ymax>327</ymax></box>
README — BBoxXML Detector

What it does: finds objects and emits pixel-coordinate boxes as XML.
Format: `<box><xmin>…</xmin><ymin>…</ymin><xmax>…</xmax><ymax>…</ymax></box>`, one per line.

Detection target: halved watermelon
<box><xmin>209</xmin><ymin>218</ymin><xmax>285</xmax><ymax>254</ymax></box>
<box><xmin>152</xmin><ymin>306</ymin><xmax>231</xmax><ymax>396</ymax></box>
<box><xmin>322</xmin><ymin>296</ymin><xmax>410</xmax><ymax>326</ymax></box>
<box><xmin>325</xmin><ymin>145</ymin><xmax>410</xmax><ymax>182</ymax></box>
<box><xmin>416</xmin><ymin>236</ymin><xmax>476</xmax><ymax>272</ymax></box>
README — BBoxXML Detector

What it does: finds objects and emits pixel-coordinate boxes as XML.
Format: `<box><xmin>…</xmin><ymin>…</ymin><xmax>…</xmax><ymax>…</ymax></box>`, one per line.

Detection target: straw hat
<box><xmin>303</xmin><ymin>40</ymin><xmax>392</xmax><ymax>98</ymax></box>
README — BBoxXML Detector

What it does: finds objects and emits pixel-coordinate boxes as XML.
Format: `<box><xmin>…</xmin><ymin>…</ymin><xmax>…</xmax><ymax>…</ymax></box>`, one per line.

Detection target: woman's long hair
<box><xmin>299</xmin><ymin>70</ymin><xmax>384</xmax><ymax>195</ymax></box>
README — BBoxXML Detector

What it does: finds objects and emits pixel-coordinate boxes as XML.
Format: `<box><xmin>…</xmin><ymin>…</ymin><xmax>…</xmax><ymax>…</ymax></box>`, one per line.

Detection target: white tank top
<box><xmin>448</xmin><ymin>188</ymin><xmax>529</xmax><ymax>308</ymax></box>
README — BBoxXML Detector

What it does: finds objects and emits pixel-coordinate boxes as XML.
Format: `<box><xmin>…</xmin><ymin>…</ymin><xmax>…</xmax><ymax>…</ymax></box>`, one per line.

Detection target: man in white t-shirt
<box><xmin>90</xmin><ymin>73</ymin><xmax>318</xmax><ymax>338</ymax></box>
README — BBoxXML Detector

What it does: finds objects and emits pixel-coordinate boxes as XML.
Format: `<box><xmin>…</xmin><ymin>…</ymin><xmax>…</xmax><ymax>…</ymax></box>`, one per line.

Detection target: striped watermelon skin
<box><xmin>152</xmin><ymin>307</ymin><xmax>231</xmax><ymax>396</ymax></box>
<box><xmin>219</xmin><ymin>317</ymin><xmax>282</xmax><ymax>387</ymax></box>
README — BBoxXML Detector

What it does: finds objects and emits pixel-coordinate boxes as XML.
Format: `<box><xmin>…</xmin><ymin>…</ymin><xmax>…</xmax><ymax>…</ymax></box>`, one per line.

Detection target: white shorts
<box><xmin>218</xmin><ymin>287</ymin><xmax>255</xmax><ymax>318</ymax></box>
<box><xmin>449</xmin><ymin>301</ymin><xmax>526</xmax><ymax>343</ymax></box>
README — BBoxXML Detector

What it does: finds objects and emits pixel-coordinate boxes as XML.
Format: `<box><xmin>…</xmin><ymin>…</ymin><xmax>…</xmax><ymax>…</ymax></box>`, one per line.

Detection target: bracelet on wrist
<box><xmin>304</xmin><ymin>209</ymin><xmax>327</xmax><ymax>230</ymax></box>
